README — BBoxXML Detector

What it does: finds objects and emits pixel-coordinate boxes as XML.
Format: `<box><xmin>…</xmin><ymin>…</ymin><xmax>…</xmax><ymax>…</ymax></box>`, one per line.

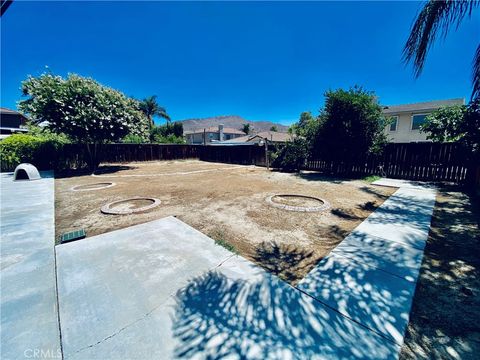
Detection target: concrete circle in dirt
<box><xmin>101</xmin><ymin>197</ymin><xmax>161</xmax><ymax>215</ymax></box>
<box><xmin>71</xmin><ymin>182</ymin><xmax>116</xmax><ymax>192</ymax></box>
<box><xmin>266</xmin><ymin>194</ymin><xmax>330</xmax><ymax>212</ymax></box>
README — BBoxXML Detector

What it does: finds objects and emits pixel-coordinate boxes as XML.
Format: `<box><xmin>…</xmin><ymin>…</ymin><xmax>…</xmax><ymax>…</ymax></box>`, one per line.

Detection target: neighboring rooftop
<box><xmin>382</xmin><ymin>98</ymin><xmax>465</xmax><ymax>114</ymax></box>
<box><xmin>222</xmin><ymin>131</ymin><xmax>293</xmax><ymax>143</ymax></box>
<box><xmin>184</xmin><ymin>126</ymin><xmax>246</xmax><ymax>135</ymax></box>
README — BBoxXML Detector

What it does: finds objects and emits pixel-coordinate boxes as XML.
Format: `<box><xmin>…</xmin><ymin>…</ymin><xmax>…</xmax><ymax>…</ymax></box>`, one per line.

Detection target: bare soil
<box><xmin>400</xmin><ymin>189</ymin><xmax>480</xmax><ymax>360</ymax></box>
<box><xmin>55</xmin><ymin>160</ymin><xmax>394</xmax><ymax>283</ymax></box>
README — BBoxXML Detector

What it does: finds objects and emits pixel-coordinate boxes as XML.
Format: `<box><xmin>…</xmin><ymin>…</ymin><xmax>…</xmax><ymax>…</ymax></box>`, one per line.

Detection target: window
<box><xmin>411</xmin><ymin>114</ymin><xmax>427</xmax><ymax>130</ymax></box>
<box><xmin>389</xmin><ymin>116</ymin><xmax>398</xmax><ymax>131</ymax></box>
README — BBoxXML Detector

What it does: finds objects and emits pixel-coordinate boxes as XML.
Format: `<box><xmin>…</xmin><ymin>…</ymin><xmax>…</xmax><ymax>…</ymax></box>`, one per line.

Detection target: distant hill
<box><xmin>177</xmin><ymin>115</ymin><xmax>289</xmax><ymax>133</ymax></box>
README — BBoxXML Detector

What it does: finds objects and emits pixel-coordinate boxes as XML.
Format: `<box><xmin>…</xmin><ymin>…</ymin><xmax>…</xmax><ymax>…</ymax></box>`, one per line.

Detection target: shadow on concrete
<box><xmin>172</xmin><ymin>270</ymin><xmax>398</xmax><ymax>359</ymax></box>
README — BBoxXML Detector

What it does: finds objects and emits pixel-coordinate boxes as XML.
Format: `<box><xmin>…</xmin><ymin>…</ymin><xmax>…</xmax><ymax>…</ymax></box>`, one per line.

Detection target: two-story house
<box><xmin>184</xmin><ymin>124</ymin><xmax>245</xmax><ymax>145</ymax></box>
<box><xmin>382</xmin><ymin>98</ymin><xmax>465</xmax><ymax>143</ymax></box>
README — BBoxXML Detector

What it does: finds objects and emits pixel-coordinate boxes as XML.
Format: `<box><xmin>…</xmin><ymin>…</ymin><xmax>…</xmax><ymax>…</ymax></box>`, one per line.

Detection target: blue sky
<box><xmin>1</xmin><ymin>1</ymin><xmax>478</xmax><ymax>125</ymax></box>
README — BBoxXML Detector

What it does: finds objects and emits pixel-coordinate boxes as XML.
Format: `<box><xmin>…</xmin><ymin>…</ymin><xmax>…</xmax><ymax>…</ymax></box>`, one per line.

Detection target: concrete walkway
<box><xmin>56</xmin><ymin>216</ymin><xmax>399</xmax><ymax>360</ymax></box>
<box><xmin>0</xmin><ymin>173</ymin><xmax>61</xmax><ymax>359</ymax></box>
<box><xmin>298</xmin><ymin>179</ymin><xmax>436</xmax><ymax>347</ymax></box>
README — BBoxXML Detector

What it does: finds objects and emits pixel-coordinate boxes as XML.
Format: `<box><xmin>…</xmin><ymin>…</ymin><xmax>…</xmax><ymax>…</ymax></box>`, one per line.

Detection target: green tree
<box><xmin>289</xmin><ymin>111</ymin><xmax>319</xmax><ymax>139</ymax></box>
<box><xmin>421</xmin><ymin>105</ymin><xmax>467</xmax><ymax>142</ymax></box>
<box><xmin>241</xmin><ymin>123</ymin><xmax>251</xmax><ymax>135</ymax></box>
<box><xmin>138</xmin><ymin>95</ymin><xmax>170</xmax><ymax>130</ymax></box>
<box><xmin>311</xmin><ymin>87</ymin><xmax>388</xmax><ymax>162</ymax></box>
<box><xmin>18</xmin><ymin>72</ymin><xmax>149</xmax><ymax>170</ymax></box>
<box><xmin>422</xmin><ymin>99</ymin><xmax>480</xmax><ymax>154</ymax></box>
<box><xmin>403</xmin><ymin>0</ymin><xmax>479</xmax><ymax>100</ymax></box>
<box><xmin>270</xmin><ymin>125</ymin><xmax>278</xmax><ymax>132</ymax></box>
<box><xmin>150</xmin><ymin>122</ymin><xmax>185</xmax><ymax>143</ymax></box>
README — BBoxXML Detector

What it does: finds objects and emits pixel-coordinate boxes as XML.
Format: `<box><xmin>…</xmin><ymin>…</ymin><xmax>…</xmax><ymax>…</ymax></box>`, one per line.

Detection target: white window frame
<box><xmin>411</xmin><ymin>113</ymin><xmax>428</xmax><ymax>131</ymax></box>
<box><xmin>389</xmin><ymin>116</ymin><xmax>399</xmax><ymax>132</ymax></box>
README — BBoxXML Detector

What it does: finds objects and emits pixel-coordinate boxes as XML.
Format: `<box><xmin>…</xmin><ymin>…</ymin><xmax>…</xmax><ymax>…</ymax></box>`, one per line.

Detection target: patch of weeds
<box><xmin>208</xmin><ymin>227</ymin><xmax>237</xmax><ymax>254</ymax></box>
<box><xmin>362</xmin><ymin>175</ymin><xmax>381</xmax><ymax>183</ymax></box>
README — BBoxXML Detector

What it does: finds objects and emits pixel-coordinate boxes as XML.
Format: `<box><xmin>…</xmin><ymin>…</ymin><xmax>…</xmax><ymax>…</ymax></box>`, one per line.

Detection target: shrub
<box><xmin>271</xmin><ymin>138</ymin><xmax>308</xmax><ymax>172</ymax></box>
<box><xmin>0</xmin><ymin>132</ymin><xmax>69</xmax><ymax>171</ymax></box>
<box><xmin>150</xmin><ymin>122</ymin><xmax>184</xmax><ymax>142</ymax></box>
<box><xmin>122</xmin><ymin>134</ymin><xmax>146</xmax><ymax>144</ymax></box>
<box><xmin>152</xmin><ymin>134</ymin><xmax>185</xmax><ymax>144</ymax></box>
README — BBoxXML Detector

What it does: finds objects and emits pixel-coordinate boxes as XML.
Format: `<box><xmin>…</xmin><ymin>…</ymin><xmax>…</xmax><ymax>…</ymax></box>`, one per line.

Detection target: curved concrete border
<box><xmin>71</xmin><ymin>182</ymin><xmax>116</xmax><ymax>192</ymax></box>
<box><xmin>101</xmin><ymin>197</ymin><xmax>161</xmax><ymax>215</ymax></box>
<box><xmin>265</xmin><ymin>194</ymin><xmax>330</xmax><ymax>212</ymax></box>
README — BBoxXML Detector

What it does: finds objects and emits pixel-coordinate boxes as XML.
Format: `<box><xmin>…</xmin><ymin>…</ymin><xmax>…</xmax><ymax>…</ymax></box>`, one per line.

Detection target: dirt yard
<box><xmin>55</xmin><ymin>160</ymin><xmax>395</xmax><ymax>283</ymax></box>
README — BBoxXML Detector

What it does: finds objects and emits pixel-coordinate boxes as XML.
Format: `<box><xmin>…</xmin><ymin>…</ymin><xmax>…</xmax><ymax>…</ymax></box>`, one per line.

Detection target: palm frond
<box><xmin>403</xmin><ymin>0</ymin><xmax>479</xmax><ymax>77</ymax></box>
<box><xmin>472</xmin><ymin>44</ymin><xmax>480</xmax><ymax>101</ymax></box>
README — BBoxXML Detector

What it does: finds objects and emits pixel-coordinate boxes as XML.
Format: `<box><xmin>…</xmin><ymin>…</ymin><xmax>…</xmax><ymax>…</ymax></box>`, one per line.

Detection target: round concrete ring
<box><xmin>265</xmin><ymin>194</ymin><xmax>330</xmax><ymax>212</ymax></box>
<box><xmin>101</xmin><ymin>197</ymin><xmax>161</xmax><ymax>215</ymax></box>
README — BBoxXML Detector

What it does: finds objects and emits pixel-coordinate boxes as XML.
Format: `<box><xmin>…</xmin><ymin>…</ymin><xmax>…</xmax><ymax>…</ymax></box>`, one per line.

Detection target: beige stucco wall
<box><xmin>384</xmin><ymin>112</ymin><xmax>431</xmax><ymax>143</ymax></box>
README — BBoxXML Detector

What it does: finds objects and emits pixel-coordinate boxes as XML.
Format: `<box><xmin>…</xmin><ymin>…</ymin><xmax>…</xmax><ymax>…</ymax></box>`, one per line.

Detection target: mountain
<box><xmin>177</xmin><ymin>115</ymin><xmax>289</xmax><ymax>133</ymax></box>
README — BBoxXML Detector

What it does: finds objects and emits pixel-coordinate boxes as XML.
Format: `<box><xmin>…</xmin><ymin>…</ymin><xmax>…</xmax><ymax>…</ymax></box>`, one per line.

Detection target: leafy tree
<box><xmin>403</xmin><ymin>0</ymin><xmax>479</xmax><ymax>100</ymax></box>
<box><xmin>289</xmin><ymin>111</ymin><xmax>319</xmax><ymax>139</ymax></box>
<box><xmin>138</xmin><ymin>95</ymin><xmax>170</xmax><ymax>129</ymax></box>
<box><xmin>241</xmin><ymin>123</ymin><xmax>251</xmax><ymax>135</ymax></box>
<box><xmin>270</xmin><ymin>125</ymin><xmax>278</xmax><ymax>132</ymax></box>
<box><xmin>422</xmin><ymin>99</ymin><xmax>480</xmax><ymax>154</ymax></box>
<box><xmin>150</xmin><ymin>122</ymin><xmax>184</xmax><ymax>143</ymax></box>
<box><xmin>18</xmin><ymin>72</ymin><xmax>149</xmax><ymax>170</ymax></box>
<box><xmin>421</xmin><ymin>105</ymin><xmax>467</xmax><ymax>142</ymax></box>
<box><xmin>311</xmin><ymin>87</ymin><xmax>388</xmax><ymax>162</ymax></box>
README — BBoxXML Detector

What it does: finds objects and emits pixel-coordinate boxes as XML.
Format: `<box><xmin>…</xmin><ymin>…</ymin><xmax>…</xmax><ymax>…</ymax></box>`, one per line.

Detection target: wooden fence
<box><xmin>199</xmin><ymin>145</ymin><xmax>266</xmax><ymax>166</ymax></box>
<box><xmin>304</xmin><ymin>142</ymin><xmax>476</xmax><ymax>184</ymax></box>
<box><xmin>1</xmin><ymin>141</ymin><xmax>477</xmax><ymax>186</ymax></box>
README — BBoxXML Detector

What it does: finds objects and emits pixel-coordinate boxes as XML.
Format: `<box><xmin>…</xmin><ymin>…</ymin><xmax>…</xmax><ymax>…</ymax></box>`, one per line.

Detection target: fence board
<box><xmin>304</xmin><ymin>142</ymin><xmax>475</xmax><ymax>184</ymax></box>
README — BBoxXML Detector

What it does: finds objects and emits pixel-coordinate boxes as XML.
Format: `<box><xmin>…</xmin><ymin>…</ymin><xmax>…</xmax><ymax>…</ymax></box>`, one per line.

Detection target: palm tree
<box><xmin>138</xmin><ymin>95</ymin><xmax>170</xmax><ymax>129</ymax></box>
<box><xmin>403</xmin><ymin>0</ymin><xmax>479</xmax><ymax>100</ymax></box>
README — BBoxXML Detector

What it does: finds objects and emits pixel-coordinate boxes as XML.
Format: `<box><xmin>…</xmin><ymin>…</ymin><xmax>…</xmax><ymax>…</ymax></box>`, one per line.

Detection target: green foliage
<box><xmin>271</xmin><ymin>138</ymin><xmax>308</xmax><ymax>172</ymax></box>
<box><xmin>0</xmin><ymin>132</ymin><xmax>69</xmax><ymax>170</ymax></box>
<box><xmin>289</xmin><ymin>111</ymin><xmax>320</xmax><ymax>140</ymax></box>
<box><xmin>150</xmin><ymin>122</ymin><xmax>184</xmax><ymax>143</ymax></box>
<box><xmin>122</xmin><ymin>134</ymin><xmax>146</xmax><ymax>144</ymax></box>
<box><xmin>422</xmin><ymin>105</ymin><xmax>467</xmax><ymax>142</ymax></box>
<box><xmin>153</xmin><ymin>134</ymin><xmax>186</xmax><ymax>144</ymax></box>
<box><xmin>208</xmin><ymin>227</ymin><xmax>237</xmax><ymax>254</ymax></box>
<box><xmin>270</xmin><ymin>125</ymin><xmax>278</xmax><ymax>132</ymax></box>
<box><xmin>18</xmin><ymin>73</ymin><xmax>150</xmax><ymax>144</ymax></box>
<box><xmin>311</xmin><ymin>87</ymin><xmax>388</xmax><ymax>161</ymax></box>
<box><xmin>462</xmin><ymin>99</ymin><xmax>480</xmax><ymax>153</ymax></box>
<box><xmin>422</xmin><ymin>101</ymin><xmax>480</xmax><ymax>153</ymax></box>
<box><xmin>241</xmin><ymin>123</ymin><xmax>251</xmax><ymax>135</ymax></box>
<box><xmin>362</xmin><ymin>175</ymin><xmax>381</xmax><ymax>183</ymax></box>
